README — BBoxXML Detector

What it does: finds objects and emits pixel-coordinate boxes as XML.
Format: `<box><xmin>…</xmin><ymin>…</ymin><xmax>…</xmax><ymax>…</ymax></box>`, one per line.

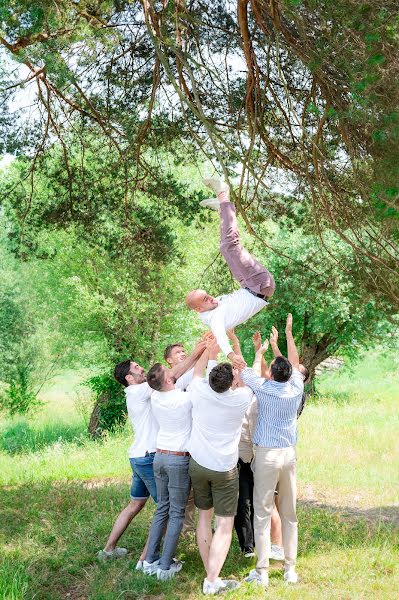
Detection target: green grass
<box><xmin>0</xmin><ymin>353</ymin><xmax>398</xmax><ymax>599</ymax></box>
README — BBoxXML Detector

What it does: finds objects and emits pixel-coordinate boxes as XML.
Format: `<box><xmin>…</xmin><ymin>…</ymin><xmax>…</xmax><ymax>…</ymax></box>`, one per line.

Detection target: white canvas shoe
<box><xmin>203</xmin><ymin>177</ymin><xmax>229</xmax><ymax>195</ymax></box>
<box><xmin>203</xmin><ymin>578</ymin><xmax>240</xmax><ymax>594</ymax></box>
<box><xmin>142</xmin><ymin>559</ymin><xmax>160</xmax><ymax>575</ymax></box>
<box><xmin>156</xmin><ymin>560</ymin><xmax>183</xmax><ymax>580</ymax></box>
<box><xmin>199</xmin><ymin>198</ymin><xmax>220</xmax><ymax>210</ymax></box>
<box><xmin>245</xmin><ymin>568</ymin><xmax>269</xmax><ymax>587</ymax></box>
<box><xmin>284</xmin><ymin>567</ymin><xmax>298</xmax><ymax>584</ymax></box>
<box><xmin>270</xmin><ymin>544</ymin><xmax>285</xmax><ymax>561</ymax></box>
<box><xmin>97</xmin><ymin>547</ymin><xmax>127</xmax><ymax>561</ymax></box>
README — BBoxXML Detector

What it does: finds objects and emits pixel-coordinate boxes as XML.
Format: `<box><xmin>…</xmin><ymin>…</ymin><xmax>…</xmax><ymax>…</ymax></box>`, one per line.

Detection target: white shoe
<box><xmin>270</xmin><ymin>544</ymin><xmax>285</xmax><ymax>561</ymax></box>
<box><xmin>199</xmin><ymin>198</ymin><xmax>220</xmax><ymax>210</ymax></box>
<box><xmin>135</xmin><ymin>559</ymin><xmax>143</xmax><ymax>571</ymax></box>
<box><xmin>203</xmin><ymin>578</ymin><xmax>240</xmax><ymax>594</ymax></box>
<box><xmin>244</xmin><ymin>568</ymin><xmax>269</xmax><ymax>587</ymax></box>
<box><xmin>284</xmin><ymin>567</ymin><xmax>298</xmax><ymax>584</ymax></box>
<box><xmin>243</xmin><ymin>549</ymin><xmax>255</xmax><ymax>558</ymax></box>
<box><xmin>203</xmin><ymin>177</ymin><xmax>229</xmax><ymax>195</ymax></box>
<box><xmin>142</xmin><ymin>559</ymin><xmax>160</xmax><ymax>575</ymax></box>
<box><xmin>156</xmin><ymin>560</ymin><xmax>183</xmax><ymax>580</ymax></box>
<box><xmin>97</xmin><ymin>547</ymin><xmax>127</xmax><ymax>561</ymax></box>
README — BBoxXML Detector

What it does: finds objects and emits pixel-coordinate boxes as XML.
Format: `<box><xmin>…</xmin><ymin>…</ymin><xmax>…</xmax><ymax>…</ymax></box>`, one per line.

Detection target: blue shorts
<box><xmin>129</xmin><ymin>453</ymin><xmax>157</xmax><ymax>502</ymax></box>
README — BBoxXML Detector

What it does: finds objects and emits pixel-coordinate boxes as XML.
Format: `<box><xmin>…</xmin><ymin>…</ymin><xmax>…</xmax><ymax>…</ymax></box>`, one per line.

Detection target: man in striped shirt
<box><xmin>238</xmin><ymin>314</ymin><xmax>304</xmax><ymax>587</ymax></box>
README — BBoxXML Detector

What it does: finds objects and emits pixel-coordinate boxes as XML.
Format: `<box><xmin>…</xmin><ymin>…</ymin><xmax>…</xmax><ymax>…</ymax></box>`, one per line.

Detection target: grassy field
<box><xmin>0</xmin><ymin>354</ymin><xmax>398</xmax><ymax>599</ymax></box>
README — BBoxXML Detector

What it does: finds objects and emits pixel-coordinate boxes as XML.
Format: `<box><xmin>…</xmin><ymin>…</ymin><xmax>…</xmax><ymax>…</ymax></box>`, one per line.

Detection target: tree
<box><xmin>0</xmin><ymin>1</ymin><xmax>397</xmax><ymax>307</ymax></box>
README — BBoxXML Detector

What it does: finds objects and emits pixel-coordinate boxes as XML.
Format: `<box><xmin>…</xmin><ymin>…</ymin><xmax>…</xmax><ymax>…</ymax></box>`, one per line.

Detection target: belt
<box><xmin>244</xmin><ymin>287</ymin><xmax>267</xmax><ymax>300</ymax></box>
<box><xmin>156</xmin><ymin>448</ymin><xmax>190</xmax><ymax>456</ymax></box>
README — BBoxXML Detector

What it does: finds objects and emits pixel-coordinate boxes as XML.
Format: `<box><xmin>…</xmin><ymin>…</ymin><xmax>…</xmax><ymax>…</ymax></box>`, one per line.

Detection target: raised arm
<box><xmin>252</xmin><ymin>331</ymin><xmax>268</xmax><ymax>377</ymax></box>
<box><xmin>285</xmin><ymin>313</ymin><xmax>300</xmax><ymax>369</ymax></box>
<box><xmin>170</xmin><ymin>339</ymin><xmax>206</xmax><ymax>380</ymax></box>
<box><xmin>269</xmin><ymin>326</ymin><xmax>283</xmax><ymax>358</ymax></box>
<box><xmin>252</xmin><ymin>338</ymin><xmax>269</xmax><ymax>376</ymax></box>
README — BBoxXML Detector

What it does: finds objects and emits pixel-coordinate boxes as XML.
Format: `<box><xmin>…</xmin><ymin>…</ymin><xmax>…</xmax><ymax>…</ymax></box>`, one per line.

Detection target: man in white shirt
<box><xmin>97</xmin><ymin>342</ymin><xmax>205</xmax><ymax>563</ymax></box>
<box><xmin>142</xmin><ymin>362</ymin><xmax>195</xmax><ymax>581</ymax></box>
<box><xmin>187</xmin><ymin>346</ymin><xmax>252</xmax><ymax>595</ymax></box>
<box><xmin>185</xmin><ymin>178</ymin><xmax>275</xmax><ymax>369</ymax></box>
<box><xmin>164</xmin><ymin>342</ymin><xmax>218</xmax><ymax>536</ymax></box>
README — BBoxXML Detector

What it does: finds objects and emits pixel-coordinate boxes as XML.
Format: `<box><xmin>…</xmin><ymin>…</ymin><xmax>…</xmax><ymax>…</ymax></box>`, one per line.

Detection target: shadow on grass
<box><xmin>0</xmin><ymin>421</ymin><xmax>87</xmax><ymax>454</ymax></box>
<box><xmin>1</xmin><ymin>480</ymin><xmax>399</xmax><ymax>599</ymax></box>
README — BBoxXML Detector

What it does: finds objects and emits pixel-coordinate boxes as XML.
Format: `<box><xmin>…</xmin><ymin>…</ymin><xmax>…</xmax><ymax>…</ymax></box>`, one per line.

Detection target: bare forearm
<box><xmin>194</xmin><ymin>349</ymin><xmax>209</xmax><ymax>378</ymax></box>
<box><xmin>252</xmin><ymin>352</ymin><xmax>263</xmax><ymax>376</ymax></box>
<box><xmin>271</xmin><ymin>342</ymin><xmax>283</xmax><ymax>358</ymax></box>
<box><xmin>261</xmin><ymin>356</ymin><xmax>268</xmax><ymax>378</ymax></box>
<box><xmin>286</xmin><ymin>333</ymin><xmax>299</xmax><ymax>369</ymax></box>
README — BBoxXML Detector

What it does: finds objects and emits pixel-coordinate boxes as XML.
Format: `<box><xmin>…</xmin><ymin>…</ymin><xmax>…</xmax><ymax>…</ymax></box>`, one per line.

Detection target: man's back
<box><xmin>187</xmin><ymin>377</ymin><xmax>252</xmax><ymax>472</ymax></box>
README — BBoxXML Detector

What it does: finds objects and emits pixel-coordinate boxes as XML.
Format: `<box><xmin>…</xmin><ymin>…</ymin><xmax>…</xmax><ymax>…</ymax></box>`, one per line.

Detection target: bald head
<box><xmin>185</xmin><ymin>289</ymin><xmax>219</xmax><ymax>313</ymax></box>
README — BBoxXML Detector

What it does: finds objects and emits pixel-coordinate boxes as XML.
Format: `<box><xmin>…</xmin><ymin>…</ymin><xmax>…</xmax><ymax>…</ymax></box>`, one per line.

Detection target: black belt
<box><xmin>244</xmin><ymin>287</ymin><xmax>267</xmax><ymax>300</ymax></box>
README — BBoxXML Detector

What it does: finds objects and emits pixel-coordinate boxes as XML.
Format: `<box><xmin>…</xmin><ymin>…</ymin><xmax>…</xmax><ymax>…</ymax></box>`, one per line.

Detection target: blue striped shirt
<box><xmin>241</xmin><ymin>367</ymin><xmax>304</xmax><ymax>448</ymax></box>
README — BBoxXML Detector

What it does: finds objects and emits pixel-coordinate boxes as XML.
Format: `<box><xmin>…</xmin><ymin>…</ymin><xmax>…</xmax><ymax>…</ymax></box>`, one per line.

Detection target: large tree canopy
<box><xmin>0</xmin><ymin>0</ymin><xmax>398</xmax><ymax>307</ymax></box>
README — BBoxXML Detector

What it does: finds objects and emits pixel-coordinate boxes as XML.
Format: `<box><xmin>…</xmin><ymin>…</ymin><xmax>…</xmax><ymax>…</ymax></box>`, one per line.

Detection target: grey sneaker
<box><xmin>199</xmin><ymin>198</ymin><xmax>220</xmax><ymax>210</ymax></box>
<box><xmin>245</xmin><ymin>568</ymin><xmax>269</xmax><ymax>587</ymax></box>
<box><xmin>203</xmin><ymin>177</ymin><xmax>229</xmax><ymax>195</ymax></box>
<box><xmin>142</xmin><ymin>559</ymin><xmax>160</xmax><ymax>575</ymax></box>
<box><xmin>97</xmin><ymin>547</ymin><xmax>127</xmax><ymax>561</ymax></box>
<box><xmin>135</xmin><ymin>559</ymin><xmax>144</xmax><ymax>571</ymax></box>
<box><xmin>156</xmin><ymin>560</ymin><xmax>183</xmax><ymax>581</ymax></box>
<box><xmin>203</xmin><ymin>578</ymin><xmax>240</xmax><ymax>594</ymax></box>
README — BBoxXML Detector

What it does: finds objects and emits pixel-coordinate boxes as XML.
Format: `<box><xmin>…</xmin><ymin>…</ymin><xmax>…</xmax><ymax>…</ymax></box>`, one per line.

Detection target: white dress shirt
<box><xmin>126</xmin><ymin>383</ymin><xmax>158</xmax><ymax>458</ymax></box>
<box><xmin>198</xmin><ymin>288</ymin><xmax>267</xmax><ymax>356</ymax></box>
<box><xmin>187</xmin><ymin>377</ymin><xmax>252</xmax><ymax>472</ymax></box>
<box><xmin>151</xmin><ymin>388</ymin><xmax>192</xmax><ymax>451</ymax></box>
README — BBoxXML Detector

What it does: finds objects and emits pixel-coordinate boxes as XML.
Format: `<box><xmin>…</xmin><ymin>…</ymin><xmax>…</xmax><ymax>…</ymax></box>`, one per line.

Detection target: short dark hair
<box><xmin>164</xmin><ymin>343</ymin><xmax>184</xmax><ymax>361</ymax></box>
<box><xmin>209</xmin><ymin>363</ymin><xmax>234</xmax><ymax>393</ymax></box>
<box><xmin>147</xmin><ymin>363</ymin><xmax>166</xmax><ymax>391</ymax></box>
<box><xmin>114</xmin><ymin>360</ymin><xmax>131</xmax><ymax>387</ymax></box>
<box><xmin>271</xmin><ymin>356</ymin><xmax>292</xmax><ymax>383</ymax></box>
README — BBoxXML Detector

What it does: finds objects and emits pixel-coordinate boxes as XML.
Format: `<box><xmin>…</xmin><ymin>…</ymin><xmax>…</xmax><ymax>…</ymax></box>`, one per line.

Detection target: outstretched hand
<box><xmin>270</xmin><ymin>326</ymin><xmax>278</xmax><ymax>346</ymax></box>
<box><xmin>256</xmin><ymin>339</ymin><xmax>269</xmax><ymax>355</ymax></box>
<box><xmin>252</xmin><ymin>331</ymin><xmax>261</xmax><ymax>351</ymax></box>
<box><xmin>228</xmin><ymin>352</ymin><xmax>247</xmax><ymax>371</ymax></box>
<box><xmin>285</xmin><ymin>313</ymin><xmax>293</xmax><ymax>335</ymax></box>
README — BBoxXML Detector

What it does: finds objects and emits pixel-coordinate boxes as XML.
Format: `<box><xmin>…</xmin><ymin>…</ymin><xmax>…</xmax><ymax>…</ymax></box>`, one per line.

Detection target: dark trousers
<box><xmin>234</xmin><ymin>459</ymin><xmax>254</xmax><ymax>551</ymax></box>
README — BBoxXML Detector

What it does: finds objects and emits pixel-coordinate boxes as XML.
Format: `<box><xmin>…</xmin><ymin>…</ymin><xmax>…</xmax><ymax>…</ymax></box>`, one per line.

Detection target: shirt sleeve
<box><xmin>175</xmin><ymin>368</ymin><xmax>194</xmax><ymax>391</ymax></box>
<box><xmin>206</xmin><ymin>360</ymin><xmax>217</xmax><ymax>381</ymax></box>
<box><xmin>241</xmin><ymin>367</ymin><xmax>265</xmax><ymax>392</ymax></box>
<box><xmin>208</xmin><ymin>313</ymin><xmax>233</xmax><ymax>357</ymax></box>
<box><xmin>290</xmin><ymin>368</ymin><xmax>305</xmax><ymax>394</ymax></box>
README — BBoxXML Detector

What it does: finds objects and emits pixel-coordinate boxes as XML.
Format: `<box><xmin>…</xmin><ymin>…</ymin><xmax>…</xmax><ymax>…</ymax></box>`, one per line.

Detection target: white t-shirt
<box><xmin>151</xmin><ymin>388</ymin><xmax>192</xmax><ymax>452</ymax></box>
<box><xmin>187</xmin><ymin>377</ymin><xmax>252</xmax><ymax>472</ymax></box>
<box><xmin>199</xmin><ymin>288</ymin><xmax>267</xmax><ymax>356</ymax></box>
<box><xmin>126</xmin><ymin>383</ymin><xmax>158</xmax><ymax>458</ymax></box>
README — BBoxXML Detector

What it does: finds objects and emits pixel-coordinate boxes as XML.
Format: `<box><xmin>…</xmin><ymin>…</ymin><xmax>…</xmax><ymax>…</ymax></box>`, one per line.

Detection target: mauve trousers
<box><xmin>219</xmin><ymin>202</ymin><xmax>275</xmax><ymax>297</ymax></box>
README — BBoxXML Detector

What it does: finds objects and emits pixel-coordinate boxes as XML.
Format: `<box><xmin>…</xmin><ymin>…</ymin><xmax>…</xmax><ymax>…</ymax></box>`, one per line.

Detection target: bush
<box><xmin>0</xmin><ymin>368</ymin><xmax>42</xmax><ymax>416</ymax></box>
<box><xmin>85</xmin><ymin>373</ymin><xmax>126</xmax><ymax>438</ymax></box>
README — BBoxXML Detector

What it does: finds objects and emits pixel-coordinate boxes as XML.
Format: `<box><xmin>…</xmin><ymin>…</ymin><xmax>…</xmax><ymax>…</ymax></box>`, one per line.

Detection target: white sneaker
<box><xmin>245</xmin><ymin>568</ymin><xmax>269</xmax><ymax>587</ymax></box>
<box><xmin>156</xmin><ymin>560</ymin><xmax>183</xmax><ymax>581</ymax></box>
<box><xmin>243</xmin><ymin>549</ymin><xmax>255</xmax><ymax>558</ymax></box>
<box><xmin>135</xmin><ymin>559</ymin><xmax>143</xmax><ymax>571</ymax></box>
<box><xmin>284</xmin><ymin>567</ymin><xmax>298</xmax><ymax>584</ymax></box>
<box><xmin>142</xmin><ymin>559</ymin><xmax>160</xmax><ymax>575</ymax></box>
<box><xmin>97</xmin><ymin>547</ymin><xmax>127</xmax><ymax>561</ymax></box>
<box><xmin>203</xmin><ymin>578</ymin><xmax>240</xmax><ymax>594</ymax></box>
<box><xmin>203</xmin><ymin>177</ymin><xmax>229</xmax><ymax>195</ymax></box>
<box><xmin>199</xmin><ymin>198</ymin><xmax>220</xmax><ymax>210</ymax></box>
<box><xmin>270</xmin><ymin>544</ymin><xmax>285</xmax><ymax>561</ymax></box>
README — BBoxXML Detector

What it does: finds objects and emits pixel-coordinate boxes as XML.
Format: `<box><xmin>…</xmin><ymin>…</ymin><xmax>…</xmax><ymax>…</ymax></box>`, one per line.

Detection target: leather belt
<box><xmin>244</xmin><ymin>287</ymin><xmax>267</xmax><ymax>300</ymax></box>
<box><xmin>156</xmin><ymin>448</ymin><xmax>190</xmax><ymax>456</ymax></box>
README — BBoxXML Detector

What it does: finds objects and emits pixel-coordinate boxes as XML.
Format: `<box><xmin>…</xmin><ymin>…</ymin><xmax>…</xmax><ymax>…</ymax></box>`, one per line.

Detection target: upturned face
<box><xmin>167</xmin><ymin>346</ymin><xmax>186</xmax><ymax>367</ymax></box>
<box><xmin>127</xmin><ymin>361</ymin><xmax>146</xmax><ymax>385</ymax></box>
<box><xmin>189</xmin><ymin>289</ymin><xmax>219</xmax><ymax>313</ymax></box>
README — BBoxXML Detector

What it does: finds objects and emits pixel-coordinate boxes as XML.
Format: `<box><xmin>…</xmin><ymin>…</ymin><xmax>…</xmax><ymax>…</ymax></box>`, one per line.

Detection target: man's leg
<box><xmin>278</xmin><ymin>448</ymin><xmax>298</xmax><ymax>572</ymax></box>
<box><xmin>271</xmin><ymin>495</ymin><xmax>283</xmax><ymax>546</ymax></box>
<box><xmin>158</xmin><ymin>455</ymin><xmax>191</xmax><ymax>570</ymax></box>
<box><xmin>104</xmin><ymin>499</ymin><xmax>146</xmax><ymax>552</ymax></box>
<box><xmin>182</xmin><ymin>487</ymin><xmax>196</xmax><ymax>535</ymax></box>
<box><xmin>234</xmin><ymin>460</ymin><xmax>254</xmax><ymax>553</ymax></box>
<box><xmin>145</xmin><ymin>454</ymin><xmax>170</xmax><ymax>565</ymax></box>
<box><xmin>218</xmin><ymin>200</ymin><xmax>275</xmax><ymax>297</ymax></box>
<box><xmin>253</xmin><ymin>448</ymin><xmax>280</xmax><ymax>575</ymax></box>
<box><xmin>206</xmin><ymin>516</ymin><xmax>235</xmax><ymax>582</ymax></box>
<box><xmin>196</xmin><ymin>507</ymin><xmax>214</xmax><ymax>571</ymax></box>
